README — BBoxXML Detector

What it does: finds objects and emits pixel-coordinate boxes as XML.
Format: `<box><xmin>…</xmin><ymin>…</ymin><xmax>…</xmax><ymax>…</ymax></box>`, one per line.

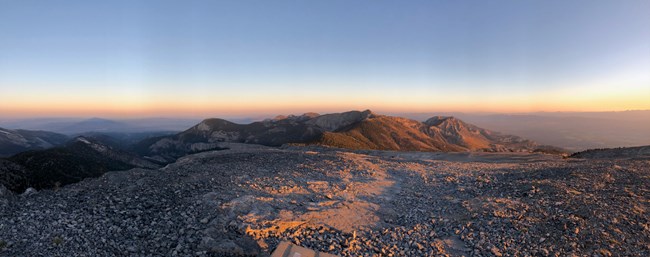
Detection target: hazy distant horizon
<box><xmin>2</xmin><ymin>109</ymin><xmax>650</xmax><ymax>121</ymax></box>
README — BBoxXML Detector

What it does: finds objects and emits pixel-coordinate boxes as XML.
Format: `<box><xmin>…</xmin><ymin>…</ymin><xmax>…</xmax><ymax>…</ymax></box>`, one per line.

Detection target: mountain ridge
<box><xmin>138</xmin><ymin>110</ymin><xmax>540</xmax><ymax>161</ymax></box>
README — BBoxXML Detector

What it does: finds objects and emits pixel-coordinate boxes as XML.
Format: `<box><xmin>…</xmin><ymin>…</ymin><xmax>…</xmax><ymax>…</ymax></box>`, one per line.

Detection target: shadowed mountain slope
<box><xmin>1</xmin><ymin>137</ymin><xmax>159</xmax><ymax>192</ymax></box>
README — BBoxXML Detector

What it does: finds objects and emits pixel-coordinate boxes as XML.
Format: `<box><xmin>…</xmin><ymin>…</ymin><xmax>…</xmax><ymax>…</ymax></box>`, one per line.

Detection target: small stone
<box><xmin>21</xmin><ymin>187</ymin><xmax>38</xmax><ymax>196</ymax></box>
<box><xmin>541</xmin><ymin>248</ymin><xmax>550</xmax><ymax>256</ymax></box>
<box><xmin>491</xmin><ymin>247</ymin><xmax>503</xmax><ymax>257</ymax></box>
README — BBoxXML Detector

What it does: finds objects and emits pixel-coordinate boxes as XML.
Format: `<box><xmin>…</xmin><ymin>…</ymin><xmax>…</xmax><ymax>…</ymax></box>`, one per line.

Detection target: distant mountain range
<box><xmin>0</xmin><ymin>117</ymin><xmax>201</xmax><ymax>135</ymax></box>
<box><xmin>0</xmin><ymin>128</ymin><xmax>68</xmax><ymax>157</ymax></box>
<box><xmin>137</xmin><ymin>110</ymin><xmax>541</xmax><ymax>161</ymax></box>
<box><xmin>4</xmin><ymin>110</ymin><xmax>649</xmax><ymax>151</ymax></box>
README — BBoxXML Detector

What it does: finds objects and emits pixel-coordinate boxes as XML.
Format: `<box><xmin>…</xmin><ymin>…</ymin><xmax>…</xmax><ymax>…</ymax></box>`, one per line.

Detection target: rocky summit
<box><xmin>1</xmin><ymin>145</ymin><xmax>648</xmax><ymax>256</ymax></box>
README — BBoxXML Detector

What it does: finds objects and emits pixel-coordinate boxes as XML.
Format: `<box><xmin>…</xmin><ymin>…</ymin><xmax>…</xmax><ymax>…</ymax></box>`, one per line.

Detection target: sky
<box><xmin>1</xmin><ymin>0</ymin><xmax>649</xmax><ymax>118</ymax></box>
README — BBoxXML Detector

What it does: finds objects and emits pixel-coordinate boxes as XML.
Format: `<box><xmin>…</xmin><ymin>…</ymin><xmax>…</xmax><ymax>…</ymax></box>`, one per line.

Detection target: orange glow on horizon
<box><xmin>1</xmin><ymin>94</ymin><xmax>649</xmax><ymax>118</ymax></box>
<box><xmin>2</xmin><ymin>79</ymin><xmax>649</xmax><ymax>118</ymax></box>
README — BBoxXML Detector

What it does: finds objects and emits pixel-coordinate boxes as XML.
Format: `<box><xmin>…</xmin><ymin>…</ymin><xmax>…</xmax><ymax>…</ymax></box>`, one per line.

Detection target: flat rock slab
<box><xmin>271</xmin><ymin>241</ymin><xmax>339</xmax><ymax>257</ymax></box>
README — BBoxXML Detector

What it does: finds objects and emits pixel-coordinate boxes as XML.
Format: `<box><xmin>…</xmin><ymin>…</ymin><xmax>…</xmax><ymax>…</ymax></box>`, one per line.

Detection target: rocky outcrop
<box><xmin>423</xmin><ymin>116</ymin><xmax>536</xmax><ymax>151</ymax></box>
<box><xmin>305</xmin><ymin>110</ymin><xmax>374</xmax><ymax>131</ymax></box>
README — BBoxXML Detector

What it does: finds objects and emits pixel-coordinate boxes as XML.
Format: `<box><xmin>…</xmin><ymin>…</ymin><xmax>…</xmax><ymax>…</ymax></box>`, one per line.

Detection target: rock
<box><xmin>199</xmin><ymin>236</ymin><xmax>244</xmax><ymax>254</ymax></box>
<box><xmin>201</xmin><ymin>192</ymin><xmax>221</xmax><ymax>206</ymax></box>
<box><xmin>21</xmin><ymin>187</ymin><xmax>37</xmax><ymax>196</ymax></box>
<box><xmin>0</xmin><ymin>184</ymin><xmax>9</xmax><ymax>196</ymax></box>
<box><xmin>491</xmin><ymin>247</ymin><xmax>503</xmax><ymax>256</ymax></box>
<box><xmin>204</xmin><ymin>239</ymin><xmax>243</xmax><ymax>255</ymax></box>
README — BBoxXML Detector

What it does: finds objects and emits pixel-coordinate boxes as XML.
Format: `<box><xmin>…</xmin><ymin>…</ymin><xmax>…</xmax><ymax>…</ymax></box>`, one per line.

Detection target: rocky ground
<box><xmin>1</xmin><ymin>145</ymin><xmax>649</xmax><ymax>256</ymax></box>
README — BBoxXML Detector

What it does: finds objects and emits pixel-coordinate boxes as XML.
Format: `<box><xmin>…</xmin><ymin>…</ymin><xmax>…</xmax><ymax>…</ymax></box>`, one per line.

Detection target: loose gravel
<box><xmin>1</xmin><ymin>147</ymin><xmax>649</xmax><ymax>256</ymax></box>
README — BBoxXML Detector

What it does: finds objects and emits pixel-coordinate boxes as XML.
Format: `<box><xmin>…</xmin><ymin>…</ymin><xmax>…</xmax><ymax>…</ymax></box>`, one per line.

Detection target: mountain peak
<box><xmin>269</xmin><ymin>113</ymin><xmax>320</xmax><ymax>123</ymax></box>
<box><xmin>361</xmin><ymin>109</ymin><xmax>374</xmax><ymax>115</ymax></box>
<box><xmin>306</xmin><ymin>110</ymin><xmax>375</xmax><ymax>132</ymax></box>
<box><xmin>423</xmin><ymin>116</ymin><xmax>458</xmax><ymax>126</ymax></box>
<box><xmin>195</xmin><ymin>118</ymin><xmax>237</xmax><ymax>131</ymax></box>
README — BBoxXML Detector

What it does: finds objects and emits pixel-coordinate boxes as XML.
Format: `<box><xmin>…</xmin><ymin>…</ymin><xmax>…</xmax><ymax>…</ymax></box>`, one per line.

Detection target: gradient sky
<box><xmin>1</xmin><ymin>0</ymin><xmax>649</xmax><ymax>118</ymax></box>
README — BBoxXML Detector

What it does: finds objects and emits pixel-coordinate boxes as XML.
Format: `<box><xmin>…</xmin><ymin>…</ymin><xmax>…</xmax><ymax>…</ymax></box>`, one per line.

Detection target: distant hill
<box><xmin>0</xmin><ymin>137</ymin><xmax>160</xmax><ymax>192</ymax></box>
<box><xmin>55</xmin><ymin>118</ymin><xmax>130</xmax><ymax>134</ymax></box>
<box><xmin>570</xmin><ymin>145</ymin><xmax>650</xmax><ymax>159</ymax></box>
<box><xmin>137</xmin><ymin>110</ymin><xmax>540</xmax><ymax>161</ymax></box>
<box><xmin>0</xmin><ymin>127</ymin><xmax>68</xmax><ymax>157</ymax></box>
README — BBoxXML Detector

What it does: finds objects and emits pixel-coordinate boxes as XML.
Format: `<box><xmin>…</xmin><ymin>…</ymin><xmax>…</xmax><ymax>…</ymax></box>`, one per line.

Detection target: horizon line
<box><xmin>2</xmin><ymin>108</ymin><xmax>650</xmax><ymax>121</ymax></box>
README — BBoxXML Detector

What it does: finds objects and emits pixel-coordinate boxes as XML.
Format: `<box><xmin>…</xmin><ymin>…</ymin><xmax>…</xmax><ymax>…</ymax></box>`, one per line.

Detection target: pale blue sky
<box><xmin>1</xmin><ymin>0</ymin><xmax>649</xmax><ymax>117</ymax></box>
